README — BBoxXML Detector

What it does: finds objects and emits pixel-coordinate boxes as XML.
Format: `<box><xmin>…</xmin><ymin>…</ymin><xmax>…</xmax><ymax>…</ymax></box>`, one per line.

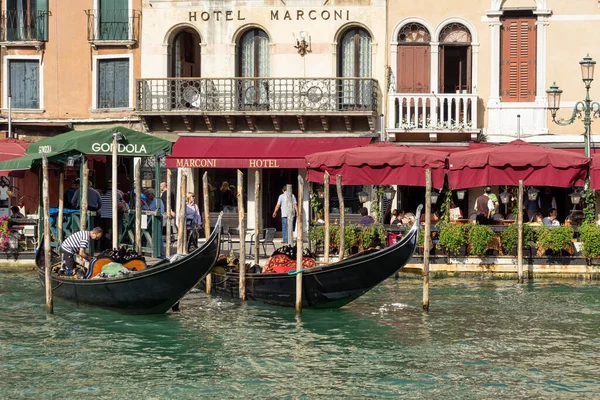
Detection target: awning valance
<box><xmin>166</xmin><ymin>137</ymin><xmax>372</xmax><ymax>169</ymax></box>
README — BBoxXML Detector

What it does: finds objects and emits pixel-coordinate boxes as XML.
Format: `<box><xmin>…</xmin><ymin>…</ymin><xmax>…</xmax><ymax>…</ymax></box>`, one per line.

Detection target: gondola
<box><xmin>207</xmin><ymin>206</ymin><xmax>422</xmax><ymax>308</ymax></box>
<box><xmin>36</xmin><ymin>214</ymin><xmax>222</xmax><ymax>314</ymax></box>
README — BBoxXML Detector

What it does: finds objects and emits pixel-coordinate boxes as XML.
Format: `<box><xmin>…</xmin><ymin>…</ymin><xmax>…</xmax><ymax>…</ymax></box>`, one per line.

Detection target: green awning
<box><xmin>0</xmin><ymin>126</ymin><xmax>172</xmax><ymax>172</ymax></box>
<box><xmin>25</xmin><ymin>126</ymin><xmax>172</xmax><ymax>157</ymax></box>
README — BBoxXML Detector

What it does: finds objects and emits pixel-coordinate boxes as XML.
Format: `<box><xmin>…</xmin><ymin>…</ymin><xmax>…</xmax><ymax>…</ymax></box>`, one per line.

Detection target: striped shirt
<box><xmin>61</xmin><ymin>231</ymin><xmax>91</xmax><ymax>254</ymax></box>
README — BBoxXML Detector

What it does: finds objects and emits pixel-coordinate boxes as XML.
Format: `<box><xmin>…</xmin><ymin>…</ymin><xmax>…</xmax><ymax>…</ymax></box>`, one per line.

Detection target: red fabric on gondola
<box><xmin>0</xmin><ymin>138</ymin><xmax>29</xmax><ymax>177</ymax></box>
<box><xmin>166</xmin><ymin>136</ymin><xmax>371</xmax><ymax>169</ymax></box>
<box><xmin>448</xmin><ymin>140</ymin><xmax>589</xmax><ymax>189</ymax></box>
<box><xmin>305</xmin><ymin>142</ymin><xmax>449</xmax><ymax>189</ymax></box>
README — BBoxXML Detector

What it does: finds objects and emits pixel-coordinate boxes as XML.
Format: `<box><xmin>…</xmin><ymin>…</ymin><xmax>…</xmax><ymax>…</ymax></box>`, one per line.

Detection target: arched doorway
<box><xmin>170</xmin><ymin>28</ymin><xmax>201</xmax><ymax>78</ymax></box>
<box><xmin>338</xmin><ymin>27</ymin><xmax>372</xmax><ymax>108</ymax></box>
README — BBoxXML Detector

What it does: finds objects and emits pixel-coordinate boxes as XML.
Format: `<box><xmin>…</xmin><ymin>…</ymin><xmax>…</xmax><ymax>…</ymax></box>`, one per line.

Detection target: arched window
<box><xmin>339</xmin><ymin>27</ymin><xmax>372</xmax><ymax>107</ymax></box>
<box><xmin>238</xmin><ymin>28</ymin><xmax>269</xmax><ymax>108</ymax></box>
<box><xmin>396</xmin><ymin>23</ymin><xmax>431</xmax><ymax>93</ymax></box>
<box><xmin>438</xmin><ymin>23</ymin><xmax>472</xmax><ymax>93</ymax></box>
<box><xmin>171</xmin><ymin>29</ymin><xmax>201</xmax><ymax>78</ymax></box>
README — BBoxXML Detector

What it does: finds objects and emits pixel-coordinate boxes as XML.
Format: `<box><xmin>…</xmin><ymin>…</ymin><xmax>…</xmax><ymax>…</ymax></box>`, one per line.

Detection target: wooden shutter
<box><xmin>9</xmin><ymin>60</ymin><xmax>39</xmax><ymax>109</ymax></box>
<box><xmin>36</xmin><ymin>0</ymin><xmax>48</xmax><ymax>41</ymax></box>
<box><xmin>396</xmin><ymin>45</ymin><xmax>430</xmax><ymax>93</ymax></box>
<box><xmin>501</xmin><ymin>15</ymin><xmax>536</xmax><ymax>102</ymax></box>
<box><xmin>99</xmin><ymin>0</ymin><xmax>128</xmax><ymax>40</ymax></box>
<box><xmin>99</xmin><ymin>59</ymin><xmax>129</xmax><ymax>108</ymax></box>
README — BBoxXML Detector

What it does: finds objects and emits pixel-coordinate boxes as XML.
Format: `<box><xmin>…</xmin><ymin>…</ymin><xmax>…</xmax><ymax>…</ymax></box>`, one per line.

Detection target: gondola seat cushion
<box><xmin>88</xmin><ymin>256</ymin><xmax>148</xmax><ymax>278</ymax></box>
<box><xmin>262</xmin><ymin>254</ymin><xmax>316</xmax><ymax>274</ymax></box>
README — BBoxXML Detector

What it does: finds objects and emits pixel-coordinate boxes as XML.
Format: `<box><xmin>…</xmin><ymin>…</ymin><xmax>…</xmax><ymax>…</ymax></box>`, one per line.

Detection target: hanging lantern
<box><xmin>357</xmin><ymin>191</ymin><xmax>369</xmax><ymax>204</ymax></box>
<box><xmin>499</xmin><ymin>191</ymin><xmax>511</xmax><ymax>204</ymax></box>
<box><xmin>527</xmin><ymin>187</ymin><xmax>540</xmax><ymax>201</ymax></box>
<box><xmin>456</xmin><ymin>189</ymin><xmax>466</xmax><ymax>200</ymax></box>
<box><xmin>430</xmin><ymin>191</ymin><xmax>440</xmax><ymax>204</ymax></box>
<box><xmin>569</xmin><ymin>190</ymin><xmax>582</xmax><ymax>205</ymax></box>
<box><xmin>316</xmin><ymin>187</ymin><xmax>324</xmax><ymax>199</ymax></box>
<box><xmin>383</xmin><ymin>186</ymin><xmax>397</xmax><ymax>200</ymax></box>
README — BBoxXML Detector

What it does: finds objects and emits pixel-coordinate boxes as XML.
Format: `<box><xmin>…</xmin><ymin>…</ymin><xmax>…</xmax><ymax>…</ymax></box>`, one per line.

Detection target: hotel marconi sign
<box><xmin>187</xmin><ymin>8</ymin><xmax>352</xmax><ymax>22</ymax></box>
<box><xmin>170</xmin><ymin>158</ymin><xmax>305</xmax><ymax>168</ymax></box>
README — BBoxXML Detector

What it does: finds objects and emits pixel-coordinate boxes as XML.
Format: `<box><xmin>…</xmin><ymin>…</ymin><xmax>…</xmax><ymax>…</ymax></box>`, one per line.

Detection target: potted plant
<box><xmin>437</xmin><ymin>222</ymin><xmax>467</xmax><ymax>256</ymax></box>
<box><xmin>501</xmin><ymin>224</ymin><xmax>535</xmax><ymax>256</ymax></box>
<box><xmin>308</xmin><ymin>225</ymin><xmax>325</xmax><ymax>253</ymax></box>
<box><xmin>467</xmin><ymin>224</ymin><xmax>495</xmax><ymax>256</ymax></box>
<box><xmin>344</xmin><ymin>223</ymin><xmax>361</xmax><ymax>255</ymax></box>
<box><xmin>578</xmin><ymin>223</ymin><xmax>600</xmax><ymax>262</ymax></box>
<box><xmin>362</xmin><ymin>224</ymin><xmax>387</xmax><ymax>249</ymax></box>
<box><xmin>536</xmin><ymin>226</ymin><xmax>574</xmax><ymax>256</ymax></box>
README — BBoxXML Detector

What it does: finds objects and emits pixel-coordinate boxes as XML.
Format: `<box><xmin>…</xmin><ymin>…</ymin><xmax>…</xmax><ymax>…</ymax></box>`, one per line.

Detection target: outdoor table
<box><xmin>452</xmin><ymin>219</ymin><xmax>474</xmax><ymax>225</ymax></box>
<box><xmin>494</xmin><ymin>219</ymin><xmax>516</xmax><ymax>226</ymax></box>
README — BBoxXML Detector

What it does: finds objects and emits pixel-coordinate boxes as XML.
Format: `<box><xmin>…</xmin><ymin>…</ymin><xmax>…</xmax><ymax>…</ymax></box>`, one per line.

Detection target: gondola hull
<box><xmin>36</xmin><ymin>217</ymin><xmax>222</xmax><ymax>314</ymax></box>
<box><xmin>208</xmin><ymin>215</ymin><xmax>419</xmax><ymax>308</ymax></box>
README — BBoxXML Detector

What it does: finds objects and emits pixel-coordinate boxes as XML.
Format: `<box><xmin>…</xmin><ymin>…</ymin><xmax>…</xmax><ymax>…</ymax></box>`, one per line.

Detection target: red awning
<box><xmin>0</xmin><ymin>138</ymin><xmax>29</xmax><ymax>177</ymax></box>
<box><xmin>305</xmin><ymin>142</ymin><xmax>449</xmax><ymax>189</ymax></box>
<box><xmin>166</xmin><ymin>137</ymin><xmax>372</xmax><ymax>169</ymax></box>
<box><xmin>448</xmin><ymin>140</ymin><xmax>589</xmax><ymax>189</ymax></box>
<box><xmin>590</xmin><ymin>155</ymin><xmax>600</xmax><ymax>190</ymax></box>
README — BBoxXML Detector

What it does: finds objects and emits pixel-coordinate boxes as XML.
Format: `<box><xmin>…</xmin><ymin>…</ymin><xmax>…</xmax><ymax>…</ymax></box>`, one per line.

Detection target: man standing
<box><xmin>99</xmin><ymin>182</ymin><xmax>128</xmax><ymax>250</ymax></box>
<box><xmin>473</xmin><ymin>186</ymin><xmax>494</xmax><ymax>225</ymax></box>
<box><xmin>272</xmin><ymin>186</ymin><xmax>298</xmax><ymax>244</ymax></box>
<box><xmin>72</xmin><ymin>182</ymin><xmax>102</xmax><ymax>212</ymax></box>
<box><xmin>64</xmin><ymin>179</ymin><xmax>80</xmax><ymax>209</ymax></box>
<box><xmin>60</xmin><ymin>227</ymin><xmax>103</xmax><ymax>275</ymax></box>
<box><xmin>142</xmin><ymin>188</ymin><xmax>165</xmax><ymax>213</ymax></box>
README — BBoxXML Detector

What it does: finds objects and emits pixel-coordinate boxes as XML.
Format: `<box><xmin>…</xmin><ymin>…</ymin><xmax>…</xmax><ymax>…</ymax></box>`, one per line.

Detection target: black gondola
<box><xmin>36</xmin><ymin>215</ymin><xmax>222</xmax><ymax>314</ymax></box>
<box><xmin>208</xmin><ymin>206</ymin><xmax>422</xmax><ymax>308</ymax></box>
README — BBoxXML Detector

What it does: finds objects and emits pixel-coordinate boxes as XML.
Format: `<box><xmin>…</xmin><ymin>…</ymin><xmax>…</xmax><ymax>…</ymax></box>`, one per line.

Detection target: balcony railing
<box><xmin>86</xmin><ymin>9</ymin><xmax>140</xmax><ymax>43</ymax></box>
<box><xmin>388</xmin><ymin>92</ymin><xmax>478</xmax><ymax>132</ymax></box>
<box><xmin>0</xmin><ymin>10</ymin><xmax>49</xmax><ymax>42</ymax></box>
<box><xmin>136</xmin><ymin>78</ymin><xmax>379</xmax><ymax>114</ymax></box>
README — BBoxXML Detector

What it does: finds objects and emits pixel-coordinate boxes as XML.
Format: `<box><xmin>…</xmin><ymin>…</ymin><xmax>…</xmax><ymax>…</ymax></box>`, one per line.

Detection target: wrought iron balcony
<box><xmin>136</xmin><ymin>77</ymin><xmax>379</xmax><ymax>133</ymax></box>
<box><xmin>85</xmin><ymin>9</ymin><xmax>140</xmax><ymax>46</ymax></box>
<box><xmin>0</xmin><ymin>9</ymin><xmax>49</xmax><ymax>43</ymax></box>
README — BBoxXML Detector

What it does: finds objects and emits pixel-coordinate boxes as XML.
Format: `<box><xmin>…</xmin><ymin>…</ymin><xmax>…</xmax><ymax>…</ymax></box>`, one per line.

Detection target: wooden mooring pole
<box><xmin>57</xmin><ymin>170</ymin><xmax>64</xmax><ymax>244</ymax></box>
<box><xmin>324</xmin><ymin>171</ymin><xmax>330</xmax><ymax>262</ymax></box>
<box><xmin>134</xmin><ymin>158</ymin><xmax>142</xmax><ymax>254</ymax></box>
<box><xmin>254</xmin><ymin>170</ymin><xmax>261</xmax><ymax>265</ymax></box>
<box><xmin>336</xmin><ymin>175</ymin><xmax>345</xmax><ymax>261</ymax></box>
<box><xmin>203</xmin><ymin>171</ymin><xmax>211</xmax><ymax>293</ymax></box>
<box><xmin>286</xmin><ymin>184</ymin><xmax>293</xmax><ymax>245</ymax></box>
<box><xmin>42</xmin><ymin>155</ymin><xmax>52</xmax><ymax>313</ymax></box>
<box><xmin>177</xmin><ymin>170</ymin><xmax>187</xmax><ymax>255</ymax></box>
<box><xmin>111</xmin><ymin>135</ymin><xmax>118</xmax><ymax>249</ymax></box>
<box><xmin>296</xmin><ymin>175</ymin><xmax>304</xmax><ymax>313</ymax></box>
<box><xmin>165</xmin><ymin>169</ymin><xmax>172</xmax><ymax>258</ymax></box>
<box><xmin>80</xmin><ymin>158</ymin><xmax>89</xmax><ymax>231</ymax></box>
<box><xmin>238</xmin><ymin>170</ymin><xmax>246</xmax><ymax>301</ymax></box>
<box><xmin>517</xmin><ymin>180</ymin><xmax>524</xmax><ymax>283</ymax></box>
<box><xmin>423</xmin><ymin>169</ymin><xmax>432</xmax><ymax>311</ymax></box>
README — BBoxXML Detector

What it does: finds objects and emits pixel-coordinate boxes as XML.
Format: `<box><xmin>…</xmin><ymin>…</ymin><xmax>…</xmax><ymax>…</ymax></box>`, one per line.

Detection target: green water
<box><xmin>0</xmin><ymin>272</ymin><xmax>599</xmax><ymax>399</ymax></box>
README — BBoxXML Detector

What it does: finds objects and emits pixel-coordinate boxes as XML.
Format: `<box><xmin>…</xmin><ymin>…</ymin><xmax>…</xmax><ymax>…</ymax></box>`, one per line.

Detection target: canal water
<box><xmin>1</xmin><ymin>272</ymin><xmax>598</xmax><ymax>399</ymax></box>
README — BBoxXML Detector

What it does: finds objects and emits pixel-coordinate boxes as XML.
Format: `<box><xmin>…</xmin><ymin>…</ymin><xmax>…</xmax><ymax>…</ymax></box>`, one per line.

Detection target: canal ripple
<box><xmin>0</xmin><ymin>271</ymin><xmax>598</xmax><ymax>399</ymax></box>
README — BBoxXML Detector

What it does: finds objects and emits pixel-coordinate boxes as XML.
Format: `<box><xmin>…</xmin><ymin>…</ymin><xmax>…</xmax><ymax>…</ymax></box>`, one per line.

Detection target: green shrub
<box><xmin>467</xmin><ymin>224</ymin><xmax>494</xmax><ymax>256</ymax></box>
<box><xmin>362</xmin><ymin>224</ymin><xmax>387</xmax><ymax>248</ymax></box>
<box><xmin>536</xmin><ymin>226</ymin><xmax>574</xmax><ymax>253</ymax></box>
<box><xmin>579</xmin><ymin>223</ymin><xmax>600</xmax><ymax>260</ymax></box>
<box><xmin>501</xmin><ymin>224</ymin><xmax>535</xmax><ymax>253</ymax></box>
<box><xmin>344</xmin><ymin>224</ymin><xmax>361</xmax><ymax>251</ymax></box>
<box><xmin>438</xmin><ymin>222</ymin><xmax>467</xmax><ymax>255</ymax></box>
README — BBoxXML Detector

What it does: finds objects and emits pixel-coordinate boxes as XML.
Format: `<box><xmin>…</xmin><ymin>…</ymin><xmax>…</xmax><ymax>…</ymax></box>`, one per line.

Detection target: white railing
<box><xmin>387</xmin><ymin>93</ymin><xmax>478</xmax><ymax>131</ymax></box>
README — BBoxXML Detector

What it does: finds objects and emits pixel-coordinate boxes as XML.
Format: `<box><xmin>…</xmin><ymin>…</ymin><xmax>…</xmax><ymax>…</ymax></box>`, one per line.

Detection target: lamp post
<box><xmin>546</xmin><ymin>55</ymin><xmax>600</xmax><ymax>158</ymax></box>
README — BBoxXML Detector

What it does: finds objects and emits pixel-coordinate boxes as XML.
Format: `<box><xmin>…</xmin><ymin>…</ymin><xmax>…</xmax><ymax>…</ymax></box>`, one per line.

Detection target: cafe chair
<box><xmin>250</xmin><ymin>228</ymin><xmax>277</xmax><ymax>257</ymax></box>
<box><xmin>469</xmin><ymin>212</ymin><xmax>477</xmax><ymax>221</ymax></box>
<box><xmin>492</xmin><ymin>213</ymin><xmax>504</xmax><ymax>221</ymax></box>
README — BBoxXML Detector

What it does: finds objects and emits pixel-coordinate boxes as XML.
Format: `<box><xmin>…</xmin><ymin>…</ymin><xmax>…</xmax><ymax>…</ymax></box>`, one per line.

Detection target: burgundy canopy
<box><xmin>448</xmin><ymin>140</ymin><xmax>589</xmax><ymax>189</ymax></box>
<box><xmin>0</xmin><ymin>138</ymin><xmax>29</xmax><ymax>177</ymax></box>
<box><xmin>305</xmin><ymin>142</ymin><xmax>449</xmax><ymax>189</ymax></box>
<box><xmin>590</xmin><ymin>155</ymin><xmax>600</xmax><ymax>190</ymax></box>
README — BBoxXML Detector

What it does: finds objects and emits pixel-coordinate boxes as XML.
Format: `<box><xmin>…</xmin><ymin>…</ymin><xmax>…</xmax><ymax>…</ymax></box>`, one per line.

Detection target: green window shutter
<box><xmin>9</xmin><ymin>60</ymin><xmax>40</xmax><ymax>109</ymax></box>
<box><xmin>36</xmin><ymin>0</ymin><xmax>49</xmax><ymax>41</ymax></box>
<box><xmin>99</xmin><ymin>0</ymin><xmax>128</xmax><ymax>40</ymax></box>
<box><xmin>98</xmin><ymin>58</ymin><xmax>129</xmax><ymax>108</ymax></box>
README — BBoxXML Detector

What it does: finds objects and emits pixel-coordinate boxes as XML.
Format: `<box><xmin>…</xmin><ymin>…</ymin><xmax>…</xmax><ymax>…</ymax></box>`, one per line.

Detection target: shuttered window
<box><xmin>99</xmin><ymin>0</ymin><xmax>128</xmax><ymax>40</ymax></box>
<box><xmin>339</xmin><ymin>28</ymin><xmax>372</xmax><ymax>106</ymax></box>
<box><xmin>98</xmin><ymin>58</ymin><xmax>129</xmax><ymax>109</ymax></box>
<box><xmin>9</xmin><ymin>60</ymin><xmax>40</xmax><ymax>109</ymax></box>
<box><xmin>6</xmin><ymin>0</ymin><xmax>48</xmax><ymax>41</ymax></box>
<box><xmin>238</xmin><ymin>29</ymin><xmax>269</xmax><ymax>107</ymax></box>
<box><xmin>500</xmin><ymin>15</ymin><xmax>536</xmax><ymax>102</ymax></box>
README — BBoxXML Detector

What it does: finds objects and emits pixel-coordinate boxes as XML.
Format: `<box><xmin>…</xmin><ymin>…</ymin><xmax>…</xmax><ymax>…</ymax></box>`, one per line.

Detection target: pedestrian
<box><xmin>142</xmin><ymin>188</ymin><xmax>165</xmax><ymax>213</ymax></box>
<box><xmin>473</xmin><ymin>186</ymin><xmax>494</xmax><ymax>225</ymax></box>
<box><xmin>358</xmin><ymin>207</ymin><xmax>374</xmax><ymax>225</ymax></box>
<box><xmin>64</xmin><ymin>178</ymin><xmax>80</xmax><ymax>209</ymax></box>
<box><xmin>60</xmin><ymin>227</ymin><xmax>103</xmax><ymax>275</ymax></box>
<box><xmin>186</xmin><ymin>192</ymin><xmax>202</xmax><ymax>246</ymax></box>
<box><xmin>216</xmin><ymin>181</ymin><xmax>235</xmax><ymax>212</ymax></box>
<box><xmin>99</xmin><ymin>181</ymin><xmax>128</xmax><ymax>250</ymax></box>
<box><xmin>272</xmin><ymin>186</ymin><xmax>298</xmax><ymax>244</ymax></box>
<box><xmin>72</xmin><ymin>182</ymin><xmax>102</xmax><ymax>212</ymax></box>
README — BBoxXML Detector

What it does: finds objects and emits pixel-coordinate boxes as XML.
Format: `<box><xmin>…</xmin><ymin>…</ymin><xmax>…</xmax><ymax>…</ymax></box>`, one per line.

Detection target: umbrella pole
<box><xmin>423</xmin><ymin>169</ymin><xmax>432</xmax><ymax>311</ymax></box>
<box><xmin>112</xmin><ymin>136</ymin><xmax>118</xmax><ymax>249</ymax></box>
<box><xmin>517</xmin><ymin>180</ymin><xmax>524</xmax><ymax>283</ymax></box>
<box><xmin>134</xmin><ymin>158</ymin><xmax>142</xmax><ymax>254</ymax></box>
<box><xmin>165</xmin><ymin>169</ymin><xmax>172</xmax><ymax>258</ymax></box>
<box><xmin>81</xmin><ymin>158</ymin><xmax>89</xmax><ymax>231</ymax></box>
<box><xmin>336</xmin><ymin>175</ymin><xmax>345</xmax><ymax>261</ymax></box>
<box><xmin>296</xmin><ymin>174</ymin><xmax>304</xmax><ymax>313</ymax></box>
<box><xmin>237</xmin><ymin>169</ymin><xmax>246</xmax><ymax>301</ymax></box>
<box><xmin>42</xmin><ymin>155</ymin><xmax>52</xmax><ymax>314</ymax></box>
<box><xmin>57</xmin><ymin>169</ymin><xmax>64</xmax><ymax>244</ymax></box>
<box><xmin>324</xmin><ymin>171</ymin><xmax>330</xmax><ymax>262</ymax></box>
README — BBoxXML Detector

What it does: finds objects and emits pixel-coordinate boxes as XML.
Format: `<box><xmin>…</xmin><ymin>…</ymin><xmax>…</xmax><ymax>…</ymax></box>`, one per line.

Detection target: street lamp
<box><xmin>569</xmin><ymin>189</ymin><xmax>582</xmax><ymax>206</ymax></box>
<box><xmin>357</xmin><ymin>191</ymin><xmax>369</xmax><ymax>204</ymax></box>
<box><xmin>546</xmin><ymin>54</ymin><xmax>600</xmax><ymax>158</ymax></box>
<box><xmin>499</xmin><ymin>190</ymin><xmax>511</xmax><ymax>204</ymax></box>
<box><xmin>527</xmin><ymin>187</ymin><xmax>539</xmax><ymax>201</ymax></box>
<box><xmin>456</xmin><ymin>189</ymin><xmax>466</xmax><ymax>200</ymax></box>
<box><xmin>383</xmin><ymin>186</ymin><xmax>396</xmax><ymax>201</ymax></box>
<box><xmin>430</xmin><ymin>190</ymin><xmax>440</xmax><ymax>204</ymax></box>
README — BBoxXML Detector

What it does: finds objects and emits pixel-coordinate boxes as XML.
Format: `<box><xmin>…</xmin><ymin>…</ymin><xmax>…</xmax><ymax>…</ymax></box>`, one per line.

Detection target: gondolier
<box><xmin>60</xmin><ymin>227</ymin><xmax>103</xmax><ymax>274</ymax></box>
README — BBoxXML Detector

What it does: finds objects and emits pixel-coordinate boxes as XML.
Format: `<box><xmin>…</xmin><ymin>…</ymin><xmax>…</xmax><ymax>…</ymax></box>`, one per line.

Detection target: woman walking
<box><xmin>186</xmin><ymin>192</ymin><xmax>202</xmax><ymax>251</ymax></box>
